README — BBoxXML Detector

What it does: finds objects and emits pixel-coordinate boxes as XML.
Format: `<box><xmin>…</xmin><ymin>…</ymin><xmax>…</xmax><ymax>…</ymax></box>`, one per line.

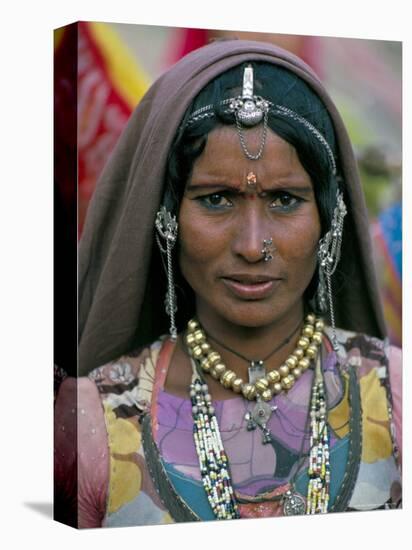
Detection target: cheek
<box><xmin>277</xmin><ymin>212</ymin><xmax>320</xmax><ymax>266</ymax></box>
<box><xmin>177</xmin><ymin>202</ymin><xmax>225</xmax><ymax>277</ymax></box>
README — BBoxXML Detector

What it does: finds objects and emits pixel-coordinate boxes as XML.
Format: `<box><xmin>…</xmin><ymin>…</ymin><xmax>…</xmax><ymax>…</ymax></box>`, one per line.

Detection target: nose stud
<box><xmin>262</xmin><ymin>238</ymin><xmax>275</xmax><ymax>262</ymax></box>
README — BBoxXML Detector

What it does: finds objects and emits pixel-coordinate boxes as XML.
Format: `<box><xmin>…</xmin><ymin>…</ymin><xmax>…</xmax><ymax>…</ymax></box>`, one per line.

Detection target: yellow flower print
<box><xmin>104</xmin><ymin>403</ymin><xmax>143</xmax><ymax>513</ymax></box>
<box><xmin>359</xmin><ymin>369</ymin><xmax>393</xmax><ymax>463</ymax></box>
<box><xmin>328</xmin><ymin>373</ymin><xmax>350</xmax><ymax>439</ymax></box>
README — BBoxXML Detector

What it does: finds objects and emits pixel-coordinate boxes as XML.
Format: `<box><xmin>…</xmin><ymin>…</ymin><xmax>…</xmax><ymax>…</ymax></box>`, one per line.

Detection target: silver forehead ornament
<box><xmin>228</xmin><ymin>65</ymin><xmax>270</xmax><ymax>160</ymax></box>
<box><xmin>184</xmin><ymin>65</ymin><xmax>337</xmax><ymax>176</ymax></box>
<box><xmin>229</xmin><ymin>65</ymin><xmax>269</xmax><ymax>126</ymax></box>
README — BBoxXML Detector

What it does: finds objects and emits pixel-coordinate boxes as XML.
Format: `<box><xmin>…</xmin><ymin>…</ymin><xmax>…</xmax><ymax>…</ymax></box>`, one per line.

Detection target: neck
<box><xmin>194</xmin><ymin>300</ymin><xmax>306</xmax><ymax>381</ymax></box>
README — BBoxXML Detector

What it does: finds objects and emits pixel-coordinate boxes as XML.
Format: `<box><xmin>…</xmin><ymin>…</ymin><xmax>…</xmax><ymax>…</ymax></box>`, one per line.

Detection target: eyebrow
<box><xmin>186</xmin><ymin>183</ymin><xmax>240</xmax><ymax>192</ymax></box>
<box><xmin>185</xmin><ymin>183</ymin><xmax>314</xmax><ymax>194</ymax></box>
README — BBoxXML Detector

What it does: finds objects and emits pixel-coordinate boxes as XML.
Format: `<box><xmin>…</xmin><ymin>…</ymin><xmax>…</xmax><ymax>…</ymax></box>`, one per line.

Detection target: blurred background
<box><xmin>54</xmin><ymin>22</ymin><xmax>402</xmax><ymax>346</ymax></box>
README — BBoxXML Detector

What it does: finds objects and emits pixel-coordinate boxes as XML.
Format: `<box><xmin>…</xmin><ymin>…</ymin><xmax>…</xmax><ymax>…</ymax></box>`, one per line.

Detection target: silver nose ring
<box><xmin>262</xmin><ymin>238</ymin><xmax>275</xmax><ymax>262</ymax></box>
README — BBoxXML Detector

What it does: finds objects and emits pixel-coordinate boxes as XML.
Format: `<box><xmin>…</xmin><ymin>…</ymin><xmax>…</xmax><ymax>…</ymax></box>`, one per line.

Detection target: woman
<box><xmin>55</xmin><ymin>39</ymin><xmax>402</xmax><ymax>528</ymax></box>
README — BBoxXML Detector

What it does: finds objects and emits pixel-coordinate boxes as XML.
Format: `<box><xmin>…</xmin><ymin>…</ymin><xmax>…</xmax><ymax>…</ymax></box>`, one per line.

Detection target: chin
<box><xmin>217</xmin><ymin>300</ymin><xmax>290</xmax><ymax>329</ymax></box>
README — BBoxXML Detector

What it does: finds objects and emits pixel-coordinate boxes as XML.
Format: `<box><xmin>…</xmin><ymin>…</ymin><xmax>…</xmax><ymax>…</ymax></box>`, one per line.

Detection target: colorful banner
<box><xmin>77</xmin><ymin>22</ymin><xmax>150</xmax><ymax>235</ymax></box>
<box><xmin>54</xmin><ymin>22</ymin><xmax>150</xmax><ymax>236</ymax></box>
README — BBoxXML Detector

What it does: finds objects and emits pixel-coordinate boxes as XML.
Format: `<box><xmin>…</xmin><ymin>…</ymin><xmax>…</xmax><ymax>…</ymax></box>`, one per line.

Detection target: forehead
<box><xmin>190</xmin><ymin>125</ymin><xmax>311</xmax><ymax>186</ymax></box>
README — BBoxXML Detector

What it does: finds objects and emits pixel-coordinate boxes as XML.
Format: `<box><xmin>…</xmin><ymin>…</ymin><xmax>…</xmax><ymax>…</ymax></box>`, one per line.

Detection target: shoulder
<box><xmin>326</xmin><ymin>325</ymin><xmax>402</xmax><ymax>410</ymax></box>
<box><xmin>329</xmin><ymin>327</ymin><xmax>402</xmax><ymax>463</ymax></box>
<box><xmin>88</xmin><ymin>338</ymin><xmax>166</xmax><ymax>386</ymax></box>
<box><xmin>325</xmin><ymin>325</ymin><xmax>402</xmax><ymax>394</ymax></box>
<box><xmin>84</xmin><ymin>338</ymin><xmax>174</xmax><ymax>525</ymax></box>
<box><xmin>325</xmin><ymin>325</ymin><xmax>401</xmax><ymax>365</ymax></box>
<box><xmin>54</xmin><ymin>337</ymin><xmax>171</xmax><ymax>527</ymax></box>
<box><xmin>55</xmin><ymin>336</ymin><xmax>170</xmax><ymax>456</ymax></box>
<box><xmin>87</xmin><ymin>336</ymin><xmax>171</xmax><ymax>416</ymax></box>
<box><xmin>90</xmin><ymin>337</ymin><xmax>165</xmax><ymax>378</ymax></box>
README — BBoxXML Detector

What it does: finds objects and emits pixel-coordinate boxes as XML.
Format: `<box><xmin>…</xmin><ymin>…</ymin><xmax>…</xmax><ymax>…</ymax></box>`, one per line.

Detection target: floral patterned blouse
<box><xmin>54</xmin><ymin>327</ymin><xmax>402</xmax><ymax>527</ymax></box>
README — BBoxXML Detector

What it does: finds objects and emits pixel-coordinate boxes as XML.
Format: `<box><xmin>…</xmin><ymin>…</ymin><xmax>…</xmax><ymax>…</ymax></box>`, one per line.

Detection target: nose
<box><xmin>231</xmin><ymin>206</ymin><xmax>271</xmax><ymax>263</ymax></box>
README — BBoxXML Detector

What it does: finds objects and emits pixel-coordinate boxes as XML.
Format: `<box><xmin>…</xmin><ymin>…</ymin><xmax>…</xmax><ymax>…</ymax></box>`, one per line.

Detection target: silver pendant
<box><xmin>251</xmin><ymin>399</ymin><xmax>276</xmax><ymax>425</ymax></box>
<box><xmin>282</xmin><ymin>489</ymin><xmax>306</xmax><ymax>516</ymax></box>
<box><xmin>248</xmin><ymin>361</ymin><xmax>265</xmax><ymax>384</ymax></box>
<box><xmin>237</xmin><ymin>98</ymin><xmax>264</xmax><ymax>127</ymax></box>
<box><xmin>245</xmin><ymin>399</ymin><xmax>277</xmax><ymax>444</ymax></box>
<box><xmin>229</xmin><ymin>66</ymin><xmax>269</xmax><ymax>128</ymax></box>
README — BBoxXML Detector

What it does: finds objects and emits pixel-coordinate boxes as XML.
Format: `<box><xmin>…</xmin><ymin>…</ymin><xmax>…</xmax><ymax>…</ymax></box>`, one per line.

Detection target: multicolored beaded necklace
<box><xmin>187</xmin><ymin>314</ymin><xmax>330</xmax><ymax>519</ymax></box>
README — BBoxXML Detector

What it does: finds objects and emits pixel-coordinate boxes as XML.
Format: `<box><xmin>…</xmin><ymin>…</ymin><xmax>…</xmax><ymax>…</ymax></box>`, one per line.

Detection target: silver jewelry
<box><xmin>262</xmin><ymin>238</ymin><xmax>275</xmax><ymax>262</ymax></box>
<box><xmin>231</xmin><ymin>66</ymin><xmax>268</xmax><ymax>126</ymax></box>
<box><xmin>315</xmin><ymin>267</ymin><xmax>329</xmax><ymax>314</ymax></box>
<box><xmin>283</xmin><ymin>490</ymin><xmax>306</xmax><ymax>516</ymax></box>
<box><xmin>228</xmin><ymin>65</ymin><xmax>269</xmax><ymax>160</ymax></box>
<box><xmin>155</xmin><ymin>206</ymin><xmax>179</xmax><ymax>340</ymax></box>
<box><xmin>186</xmin><ymin>317</ymin><xmax>329</xmax><ymax>518</ymax></box>
<box><xmin>317</xmin><ymin>190</ymin><xmax>347</xmax><ymax>350</ymax></box>
<box><xmin>274</xmin><ymin>106</ymin><xmax>337</xmax><ymax>176</ymax></box>
<box><xmin>183</xmin><ymin>66</ymin><xmax>337</xmax><ymax>174</ymax></box>
<box><xmin>245</xmin><ymin>399</ymin><xmax>278</xmax><ymax>444</ymax></box>
<box><xmin>245</xmin><ymin>360</ymin><xmax>277</xmax><ymax>444</ymax></box>
<box><xmin>248</xmin><ymin>360</ymin><xmax>265</xmax><ymax>383</ymax></box>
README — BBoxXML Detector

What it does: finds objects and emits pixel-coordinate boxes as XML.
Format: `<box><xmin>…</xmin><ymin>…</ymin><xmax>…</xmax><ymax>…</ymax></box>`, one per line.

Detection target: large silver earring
<box><xmin>316</xmin><ymin>191</ymin><xmax>347</xmax><ymax>351</ymax></box>
<box><xmin>315</xmin><ymin>267</ymin><xmax>328</xmax><ymax>314</ymax></box>
<box><xmin>155</xmin><ymin>206</ymin><xmax>179</xmax><ymax>341</ymax></box>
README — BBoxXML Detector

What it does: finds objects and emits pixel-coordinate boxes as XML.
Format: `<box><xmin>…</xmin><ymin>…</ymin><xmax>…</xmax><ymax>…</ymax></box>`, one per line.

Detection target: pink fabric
<box><xmin>54</xmin><ymin>377</ymin><xmax>109</xmax><ymax>528</ymax></box>
<box><xmin>150</xmin><ymin>338</ymin><xmax>175</xmax><ymax>438</ymax></box>
<box><xmin>54</xmin><ymin>377</ymin><xmax>78</xmax><ymax>526</ymax></box>
<box><xmin>388</xmin><ymin>345</ymin><xmax>402</xmax><ymax>467</ymax></box>
<box><xmin>78</xmin><ymin>378</ymin><xmax>110</xmax><ymax>527</ymax></box>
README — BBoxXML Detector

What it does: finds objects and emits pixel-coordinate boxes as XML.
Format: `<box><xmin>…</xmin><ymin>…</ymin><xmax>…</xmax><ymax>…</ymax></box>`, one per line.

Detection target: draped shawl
<box><xmin>78</xmin><ymin>39</ymin><xmax>386</xmax><ymax>375</ymax></box>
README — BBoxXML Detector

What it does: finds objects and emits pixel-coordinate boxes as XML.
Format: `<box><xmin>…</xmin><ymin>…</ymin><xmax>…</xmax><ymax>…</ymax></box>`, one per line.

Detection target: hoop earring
<box><xmin>316</xmin><ymin>191</ymin><xmax>347</xmax><ymax>351</ymax></box>
<box><xmin>155</xmin><ymin>206</ymin><xmax>179</xmax><ymax>341</ymax></box>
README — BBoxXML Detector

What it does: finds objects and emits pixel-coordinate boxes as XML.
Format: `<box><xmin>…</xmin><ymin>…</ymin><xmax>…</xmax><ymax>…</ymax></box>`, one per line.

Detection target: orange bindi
<box><xmin>246</xmin><ymin>172</ymin><xmax>257</xmax><ymax>188</ymax></box>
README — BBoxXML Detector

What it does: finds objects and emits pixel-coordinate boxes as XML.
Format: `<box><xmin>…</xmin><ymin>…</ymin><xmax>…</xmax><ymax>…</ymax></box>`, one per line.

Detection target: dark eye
<box><xmin>270</xmin><ymin>192</ymin><xmax>299</xmax><ymax>210</ymax></box>
<box><xmin>200</xmin><ymin>193</ymin><xmax>233</xmax><ymax>209</ymax></box>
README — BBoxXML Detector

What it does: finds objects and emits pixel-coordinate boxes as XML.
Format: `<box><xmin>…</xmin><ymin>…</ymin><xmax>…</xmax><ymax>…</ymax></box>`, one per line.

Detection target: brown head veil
<box><xmin>78</xmin><ymin>39</ymin><xmax>386</xmax><ymax>375</ymax></box>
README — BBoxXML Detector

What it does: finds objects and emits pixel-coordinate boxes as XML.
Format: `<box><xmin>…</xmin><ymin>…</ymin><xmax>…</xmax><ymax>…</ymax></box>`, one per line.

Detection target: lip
<box><xmin>221</xmin><ymin>275</ymin><xmax>281</xmax><ymax>300</ymax></box>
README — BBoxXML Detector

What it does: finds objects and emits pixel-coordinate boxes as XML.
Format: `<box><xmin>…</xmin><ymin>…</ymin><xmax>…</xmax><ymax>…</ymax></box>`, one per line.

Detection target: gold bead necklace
<box><xmin>185</xmin><ymin>313</ymin><xmax>324</xmax><ymax>402</ymax></box>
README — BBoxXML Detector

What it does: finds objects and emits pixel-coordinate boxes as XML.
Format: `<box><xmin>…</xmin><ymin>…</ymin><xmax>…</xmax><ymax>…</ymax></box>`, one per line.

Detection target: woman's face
<box><xmin>178</xmin><ymin>125</ymin><xmax>321</xmax><ymax>329</ymax></box>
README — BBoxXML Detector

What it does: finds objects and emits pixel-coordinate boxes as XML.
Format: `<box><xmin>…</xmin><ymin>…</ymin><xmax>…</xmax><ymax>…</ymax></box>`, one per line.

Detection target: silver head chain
<box><xmin>183</xmin><ymin>65</ymin><xmax>337</xmax><ymax>173</ymax></box>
